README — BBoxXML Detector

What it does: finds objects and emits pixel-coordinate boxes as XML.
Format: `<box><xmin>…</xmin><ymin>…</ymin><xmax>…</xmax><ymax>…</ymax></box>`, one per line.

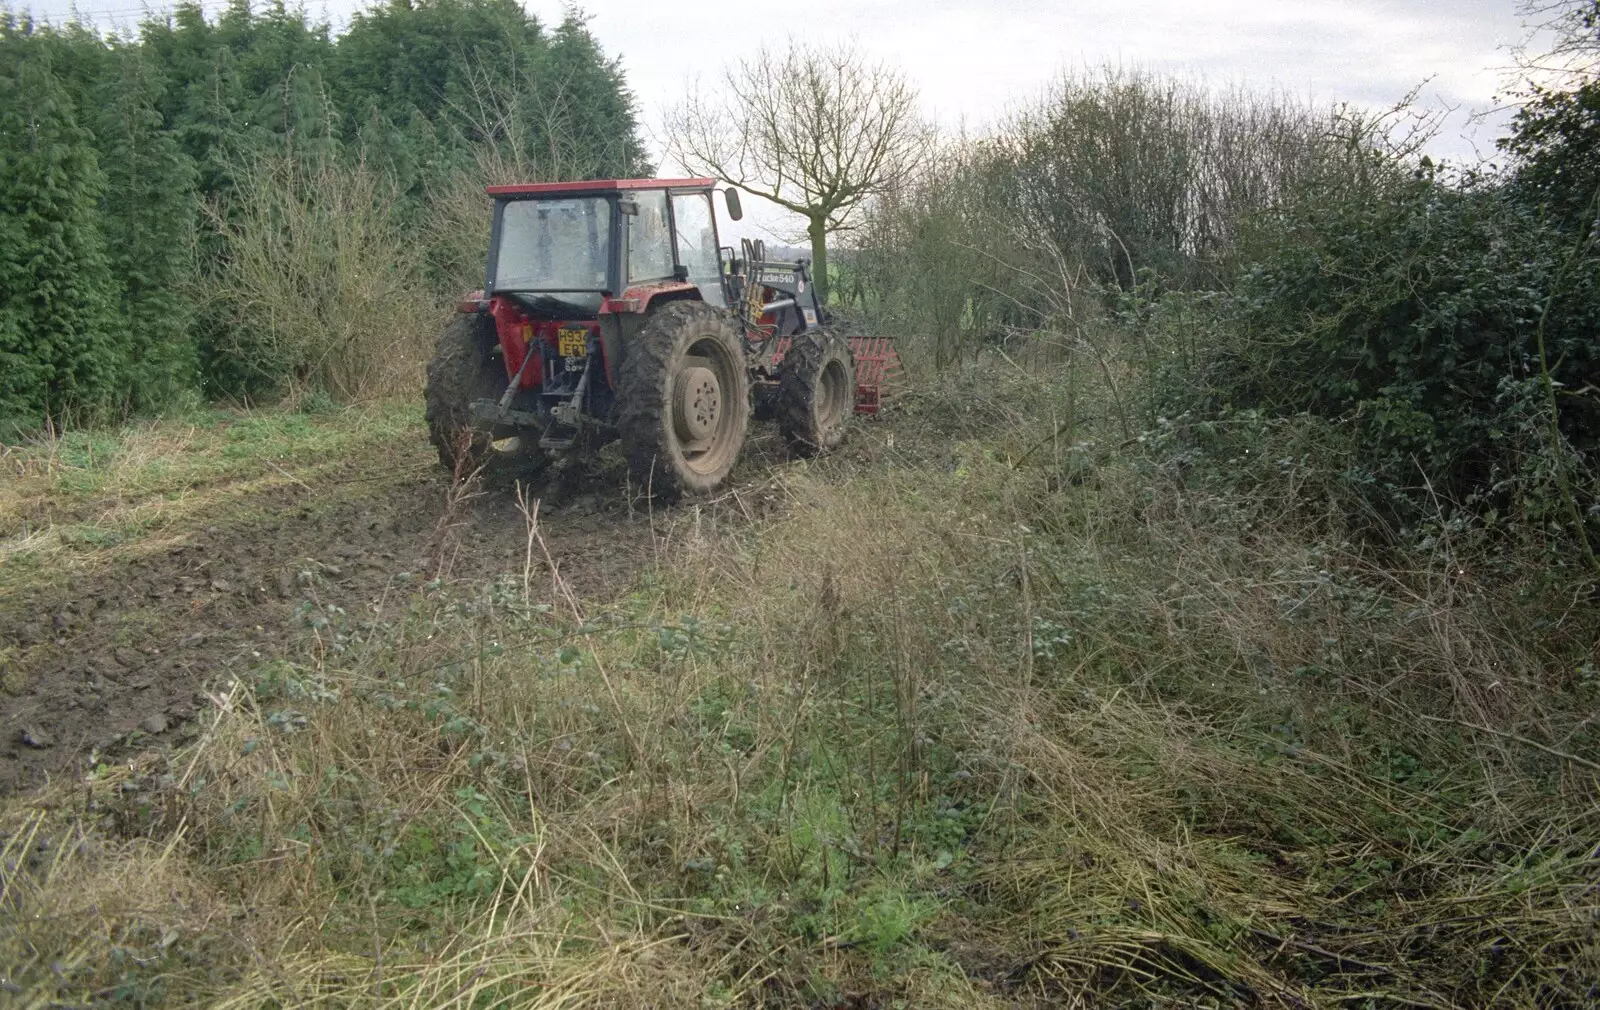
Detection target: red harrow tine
<box><xmin>848</xmin><ymin>335</ymin><xmax>901</xmax><ymax>416</ymax></box>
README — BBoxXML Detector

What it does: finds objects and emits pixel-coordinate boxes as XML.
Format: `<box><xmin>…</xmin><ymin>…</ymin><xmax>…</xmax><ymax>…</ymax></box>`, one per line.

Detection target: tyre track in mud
<box><xmin>0</xmin><ymin>464</ymin><xmax>661</xmax><ymax>796</ymax></box>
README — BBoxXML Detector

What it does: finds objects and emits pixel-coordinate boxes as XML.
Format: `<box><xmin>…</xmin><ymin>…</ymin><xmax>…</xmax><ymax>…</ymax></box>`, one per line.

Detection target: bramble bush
<box><xmin>1165</xmin><ymin>161</ymin><xmax>1600</xmax><ymax>545</ymax></box>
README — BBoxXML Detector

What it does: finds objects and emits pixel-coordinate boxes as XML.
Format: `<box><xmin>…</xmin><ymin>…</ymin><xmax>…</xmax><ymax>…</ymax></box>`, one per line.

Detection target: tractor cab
<box><xmin>485</xmin><ymin>178</ymin><xmax>733</xmax><ymax>317</ymax></box>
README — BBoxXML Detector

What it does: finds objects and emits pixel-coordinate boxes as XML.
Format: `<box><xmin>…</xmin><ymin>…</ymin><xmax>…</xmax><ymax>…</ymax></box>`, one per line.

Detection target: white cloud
<box><xmin>18</xmin><ymin>0</ymin><xmax>1536</xmax><ymax>242</ymax></box>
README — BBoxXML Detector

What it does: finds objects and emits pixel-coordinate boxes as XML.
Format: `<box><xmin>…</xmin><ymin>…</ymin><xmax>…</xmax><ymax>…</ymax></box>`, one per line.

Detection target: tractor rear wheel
<box><xmin>619</xmin><ymin>301</ymin><xmax>750</xmax><ymax>500</ymax></box>
<box><xmin>424</xmin><ymin>313</ymin><xmax>519</xmax><ymax>477</ymax></box>
<box><xmin>778</xmin><ymin>330</ymin><xmax>855</xmax><ymax>456</ymax></box>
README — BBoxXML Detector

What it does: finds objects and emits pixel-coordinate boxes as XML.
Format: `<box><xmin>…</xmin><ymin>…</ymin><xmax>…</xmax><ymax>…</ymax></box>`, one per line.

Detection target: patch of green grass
<box><xmin>7</xmin><ymin>400</ymin><xmax>419</xmax><ymax>505</ymax></box>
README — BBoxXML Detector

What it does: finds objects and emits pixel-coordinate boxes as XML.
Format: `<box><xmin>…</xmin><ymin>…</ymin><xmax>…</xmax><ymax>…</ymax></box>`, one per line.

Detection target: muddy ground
<box><xmin>0</xmin><ymin>427</ymin><xmax>794</xmax><ymax>796</ymax></box>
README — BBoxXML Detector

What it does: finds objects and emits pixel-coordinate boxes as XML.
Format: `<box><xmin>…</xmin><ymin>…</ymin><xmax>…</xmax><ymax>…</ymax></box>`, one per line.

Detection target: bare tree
<box><xmin>664</xmin><ymin>42</ymin><xmax>926</xmax><ymax>303</ymax></box>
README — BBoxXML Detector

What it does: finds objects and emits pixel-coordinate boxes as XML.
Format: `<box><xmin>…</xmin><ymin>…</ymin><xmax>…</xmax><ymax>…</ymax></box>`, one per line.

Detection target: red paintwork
<box><xmin>599</xmin><ymin>280</ymin><xmax>700</xmax><ymax>316</ymax></box>
<box><xmin>487</xmin><ymin>296</ymin><xmax>600</xmax><ymax>391</ymax></box>
<box><xmin>849</xmin><ymin>336</ymin><xmax>903</xmax><ymax>415</ymax></box>
<box><xmin>486</xmin><ymin>177</ymin><xmax>716</xmax><ymax>197</ymax></box>
<box><xmin>488</xmin><ymin>297</ymin><xmax>539</xmax><ymax>388</ymax></box>
<box><xmin>472</xmin><ymin>282</ymin><xmax>699</xmax><ymax>397</ymax></box>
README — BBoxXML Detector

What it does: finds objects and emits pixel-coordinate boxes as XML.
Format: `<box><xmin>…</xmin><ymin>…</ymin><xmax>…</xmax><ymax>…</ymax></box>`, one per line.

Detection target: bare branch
<box><xmin>1514</xmin><ymin>1</ymin><xmax>1600</xmax><ymax>84</ymax></box>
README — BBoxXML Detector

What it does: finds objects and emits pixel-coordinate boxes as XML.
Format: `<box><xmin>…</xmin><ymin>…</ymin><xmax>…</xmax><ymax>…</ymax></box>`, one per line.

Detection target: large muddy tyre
<box><xmin>752</xmin><ymin>382</ymin><xmax>781</xmax><ymax>422</ymax></box>
<box><xmin>425</xmin><ymin>313</ymin><xmax>515</xmax><ymax>476</ymax></box>
<box><xmin>619</xmin><ymin>301</ymin><xmax>750</xmax><ymax>501</ymax></box>
<box><xmin>778</xmin><ymin>330</ymin><xmax>855</xmax><ymax>456</ymax></box>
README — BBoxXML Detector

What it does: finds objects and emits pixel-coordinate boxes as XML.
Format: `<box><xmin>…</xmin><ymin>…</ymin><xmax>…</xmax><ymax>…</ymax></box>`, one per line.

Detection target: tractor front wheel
<box><xmin>619</xmin><ymin>301</ymin><xmax>750</xmax><ymax>501</ymax></box>
<box><xmin>778</xmin><ymin>330</ymin><xmax>856</xmax><ymax>456</ymax></box>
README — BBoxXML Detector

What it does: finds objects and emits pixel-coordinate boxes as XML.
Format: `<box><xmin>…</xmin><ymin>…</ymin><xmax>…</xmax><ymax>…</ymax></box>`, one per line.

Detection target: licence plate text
<box><xmin>558</xmin><ymin>328</ymin><xmax>588</xmax><ymax>358</ymax></box>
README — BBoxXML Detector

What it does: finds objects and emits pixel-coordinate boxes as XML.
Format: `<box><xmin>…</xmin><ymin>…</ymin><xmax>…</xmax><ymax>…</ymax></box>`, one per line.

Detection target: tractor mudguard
<box><xmin>598</xmin><ymin>281</ymin><xmax>704</xmax><ymax>386</ymax></box>
<box><xmin>599</xmin><ymin>280</ymin><xmax>701</xmax><ymax>316</ymax></box>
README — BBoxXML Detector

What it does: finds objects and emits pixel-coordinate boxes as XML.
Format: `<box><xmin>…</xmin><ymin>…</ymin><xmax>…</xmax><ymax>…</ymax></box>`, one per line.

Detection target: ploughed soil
<box><xmin>0</xmin><ymin>430</ymin><xmax>790</xmax><ymax>795</ymax></box>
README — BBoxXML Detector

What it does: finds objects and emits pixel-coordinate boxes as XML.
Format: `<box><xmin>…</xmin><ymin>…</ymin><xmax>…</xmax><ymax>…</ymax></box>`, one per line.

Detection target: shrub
<box><xmin>851</xmin><ymin>69</ymin><xmax>1343</xmax><ymax>367</ymax></box>
<box><xmin>1172</xmin><ymin>162</ymin><xmax>1600</xmax><ymax>545</ymax></box>
<box><xmin>1502</xmin><ymin>79</ymin><xmax>1600</xmax><ymax>232</ymax></box>
<box><xmin>204</xmin><ymin>137</ymin><xmax>439</xmax><ymax>402</ymax></box>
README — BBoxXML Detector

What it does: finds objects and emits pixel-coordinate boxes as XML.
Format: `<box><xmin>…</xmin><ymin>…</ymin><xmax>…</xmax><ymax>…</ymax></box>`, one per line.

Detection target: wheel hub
<box><xmin>674</xmin><ymin>365</ymin><xmax>722</xmax><ymax>446</ymax></box>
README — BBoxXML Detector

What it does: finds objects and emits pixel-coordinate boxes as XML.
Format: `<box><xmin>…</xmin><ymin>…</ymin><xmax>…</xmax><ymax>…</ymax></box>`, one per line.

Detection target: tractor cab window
<box><xmin>672</xmin><ymin>192</ymin><xmax>724</xmax><ymax>307</ymax></box>
<box><xmin>494</xmin><ymin>197</ymin><xmax>611</xmax><ymax>293</ymax></box>
<box><xmin>627</xmin><ymin>189</ymin><xmax>675</xmax><ymax>284</ymax></box>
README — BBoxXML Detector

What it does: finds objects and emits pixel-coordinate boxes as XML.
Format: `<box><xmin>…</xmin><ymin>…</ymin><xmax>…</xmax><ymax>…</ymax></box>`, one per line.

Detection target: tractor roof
<box><xmin>486</xmin><ymin>177</ymin><xmax>716</xmax><ymax>197</ymax></box>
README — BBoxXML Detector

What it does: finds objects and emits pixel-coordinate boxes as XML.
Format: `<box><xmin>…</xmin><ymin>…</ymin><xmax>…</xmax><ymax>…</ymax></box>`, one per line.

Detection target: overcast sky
<box><xmin>20</xmin><ymin>0</ymin><xmax>1541</xmax><ymax>243</ymax></box>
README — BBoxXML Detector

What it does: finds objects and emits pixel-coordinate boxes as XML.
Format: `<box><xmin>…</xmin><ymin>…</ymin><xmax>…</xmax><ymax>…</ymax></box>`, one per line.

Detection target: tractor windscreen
<box><xmin>493</xmin><ymin>197</ymin><xmax>611</xmax><ymax>294</ymax></box>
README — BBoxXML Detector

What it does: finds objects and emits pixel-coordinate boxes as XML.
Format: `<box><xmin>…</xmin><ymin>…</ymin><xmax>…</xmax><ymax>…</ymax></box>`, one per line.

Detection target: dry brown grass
<box><xmin>206</xmin><ymin>145</ymin><xmax>442</xmax><ymax>404</ymax></box>
<box><xmin>2</xmin><ymin>367</ymin><xmax>1597</xmax><ymax>1006</ymax></box>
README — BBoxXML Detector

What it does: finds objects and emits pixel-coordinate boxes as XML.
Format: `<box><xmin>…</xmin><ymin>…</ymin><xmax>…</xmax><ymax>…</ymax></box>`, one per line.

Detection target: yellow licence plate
<box><xmin>558</xmin><ymin>328</ymin><xmax>588</xmax><ymax>357</ymax></box>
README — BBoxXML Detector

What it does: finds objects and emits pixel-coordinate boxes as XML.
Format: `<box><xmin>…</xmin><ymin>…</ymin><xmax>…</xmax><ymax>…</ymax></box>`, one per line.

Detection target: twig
<box><xmin>1249</xmin><ymin>928</ymin><xmax>1392</xmax><ymax>976</ymax></box>
<box><xmin>1019</xmin><ymin>539</ymin><xmax>1033</xmax><ymax>688</ymax></box>
<box><xmin>265</xmin><ymin>459</ymin><xmax>314</xmax><ymax>493</ymax></box>
<box><xmin>1416</xmin><ymin>713</ymin><xmax>1600</xmax><ymax>772</ymax></box>
<box><xmin>514</xmin><ymin>480</ymin><xmax>539</xmax><ymax>607</ymax></box>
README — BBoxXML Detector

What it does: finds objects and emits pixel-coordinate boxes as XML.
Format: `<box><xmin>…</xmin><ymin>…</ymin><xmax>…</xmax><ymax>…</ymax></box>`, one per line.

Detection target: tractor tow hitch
<box><xmin>497</xmin><ymin>337</ymin><xmax>538</xmax><ymax>412</ymax></box>
<box><xmin>549</xmin><ymin>356</ymin><xmax>592</xmax><ymax>429</ymax></box>
<box><xmin>467</xmin><ymin>336</ymin><xmax>545</xmax><ymax>426</ymax></box>
<box><xmin>540</xmin><ymin>355</ymin><xmax>594</xmax><ymax>451</ymax></box>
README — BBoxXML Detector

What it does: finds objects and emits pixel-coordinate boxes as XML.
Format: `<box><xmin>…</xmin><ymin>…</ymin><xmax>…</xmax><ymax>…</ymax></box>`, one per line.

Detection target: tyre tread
<box><xmin>424</xmin><ymin>313</ymin><xmax>503</xmax><ymax>473</ymax></box>
<box><xmin>617</xmin><ymin>301</ymin><xmax>749</xmax><ymax>501</ymax></box>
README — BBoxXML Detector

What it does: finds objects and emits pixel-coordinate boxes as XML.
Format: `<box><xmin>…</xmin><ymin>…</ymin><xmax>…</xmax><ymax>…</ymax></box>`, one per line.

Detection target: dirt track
<box><xmin>0</xmin><ymin>453</ymin><xmax>667</xmax><ymax>796</ymax></box>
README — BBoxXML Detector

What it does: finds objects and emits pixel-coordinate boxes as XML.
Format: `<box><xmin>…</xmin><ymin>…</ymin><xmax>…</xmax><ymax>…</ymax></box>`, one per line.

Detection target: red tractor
<box><xmin>425</xmin><ymin>177</ymin><xmax>898</xmax><ymax>499</ymax></box>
